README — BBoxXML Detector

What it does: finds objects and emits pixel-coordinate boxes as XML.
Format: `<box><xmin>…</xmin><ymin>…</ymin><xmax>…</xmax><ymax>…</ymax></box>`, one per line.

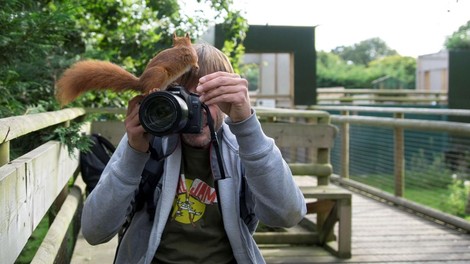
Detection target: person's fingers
<box><xmin>127</xmin><ymin>95</ymin><xmax>144</xmax><ymax>116</ymax></box>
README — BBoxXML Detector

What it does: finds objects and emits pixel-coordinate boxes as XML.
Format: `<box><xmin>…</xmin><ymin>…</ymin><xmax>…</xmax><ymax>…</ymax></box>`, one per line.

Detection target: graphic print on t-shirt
<box><xmin>171</xmin><ymin>173</ymin><xmax>218</xmax><ymax>225</ymax></box>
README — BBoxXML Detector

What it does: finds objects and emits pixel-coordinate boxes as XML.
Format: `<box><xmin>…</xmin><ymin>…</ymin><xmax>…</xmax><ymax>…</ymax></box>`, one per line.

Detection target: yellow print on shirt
<box><xmin>171</xmin><ymin>175</ymin><xmax>218</xmax><ymax>225</ymax></box>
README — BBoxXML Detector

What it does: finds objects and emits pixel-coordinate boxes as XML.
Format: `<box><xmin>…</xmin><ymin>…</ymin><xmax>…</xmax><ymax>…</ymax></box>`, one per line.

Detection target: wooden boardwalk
<box><xmin>261</xmin><ymin>188</ymin><xmax>470</xmax><ymax>263</ymax></box>
<box><xmin>71</xmin><ymin>179</ymin><xmax>470</xmax><ymax>263</ymax></box>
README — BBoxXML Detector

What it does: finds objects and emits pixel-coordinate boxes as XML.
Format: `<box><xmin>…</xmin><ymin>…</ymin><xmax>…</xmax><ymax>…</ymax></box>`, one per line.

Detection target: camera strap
<box><xmin>202</xmin><ymin>103</ymin><xmax>226</xmax><ymax>180</ymax></box>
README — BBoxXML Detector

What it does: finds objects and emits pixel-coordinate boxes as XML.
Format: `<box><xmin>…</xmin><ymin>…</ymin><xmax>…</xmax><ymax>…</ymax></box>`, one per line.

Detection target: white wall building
<box><xmin>416</xmin><ymin>51</ymin><xmax>448</xmax><ymax>92</ymax></box>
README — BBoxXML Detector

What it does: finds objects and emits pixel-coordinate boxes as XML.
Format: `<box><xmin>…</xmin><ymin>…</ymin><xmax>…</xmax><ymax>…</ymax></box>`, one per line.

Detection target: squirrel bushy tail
<box><xmin>56</xmin><ymin>60</ymin><xmax>140</xmax><ymax>106</ymax></box>
<box><xmin>55</xmin><ymin>33</ymin><xmax>198</xmax><ymax>106</ymax></box>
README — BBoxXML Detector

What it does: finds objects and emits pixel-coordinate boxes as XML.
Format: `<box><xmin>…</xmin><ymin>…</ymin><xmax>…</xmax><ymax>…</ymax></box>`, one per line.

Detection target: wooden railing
<box><xmin>0</xmin><ymin>108</ymin><xmax>86</xmax><ymax>264</ymax></box>
<box><xmin>312</xmin><ymin>105</ymin><xmax>470</xmax><ymax>232</ymax></box>
<box><xmin>249</xmin><ymin>88</ymin><xmax>447</xmax><ymax>107</ymax></box>
<box><xmin>317</xmin><ymin>87</ymin><xmax>447</xmax><ymax>105</ymax></box>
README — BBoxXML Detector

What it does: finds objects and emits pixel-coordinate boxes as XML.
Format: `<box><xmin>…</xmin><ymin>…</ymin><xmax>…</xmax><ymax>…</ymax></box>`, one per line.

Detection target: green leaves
<box><xmin>43</xmin><ymin>120</ymin><xmax>94</xmax><ymax>157</ymax></box>
<box><xmin>445</xmin><ymin>20</ymin><xmax>470</xmax><ymax>50</ymax></box>
<box><xmin>331</xmin><ymin>37</ymin><xmax>398</xmax><ymax>66</ymax></box>
<box><xmin>2</xmin><ymin>0</ymin><xmax>247</xmax><ymax>156</ymax></box>
<box><xmin>318</xmin><ymin>38</ymin><xmax>416</xmax><ymax>89</ymax></box>
<box><xmin>0</xmin><ymin>1</ymin><xmax>82</xmax><ymax>118</ymax></box>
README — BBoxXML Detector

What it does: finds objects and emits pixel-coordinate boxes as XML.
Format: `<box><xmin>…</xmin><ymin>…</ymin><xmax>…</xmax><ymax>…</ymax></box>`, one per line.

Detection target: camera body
<box><xmin>139</xmin><ymin>85</ymin><xmax>203</xmax><ymax>136</ymax></box>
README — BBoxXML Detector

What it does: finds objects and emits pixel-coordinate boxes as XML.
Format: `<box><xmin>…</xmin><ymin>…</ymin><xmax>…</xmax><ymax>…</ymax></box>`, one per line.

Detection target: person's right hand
<box><xmin>125</xmin><ymin>95</ymin><xmax>150</xmax><ymax>153</ymax></box>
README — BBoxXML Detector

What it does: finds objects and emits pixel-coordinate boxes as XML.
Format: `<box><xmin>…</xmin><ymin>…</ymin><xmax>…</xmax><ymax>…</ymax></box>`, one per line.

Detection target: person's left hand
<box><xmin>125</xmin><ymin>95</ymin><xmax>150</xmax><ymax>153</ymax></box>
<box><xmin>196</xmin><ymin>72</ymin><xmax>252</xmax><ymax>122</ymax></box>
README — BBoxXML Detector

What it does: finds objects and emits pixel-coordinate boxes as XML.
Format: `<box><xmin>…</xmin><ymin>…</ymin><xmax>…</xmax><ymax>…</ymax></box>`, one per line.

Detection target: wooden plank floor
<box><xmin>72</xmin><ymin>178</ymin><xmax>470</xmax><ymax>263</ymax></box>
<box><xmin>261</xmin><ymin>181</ymin><xmax>470</xmax><ymax>263</ymax></box>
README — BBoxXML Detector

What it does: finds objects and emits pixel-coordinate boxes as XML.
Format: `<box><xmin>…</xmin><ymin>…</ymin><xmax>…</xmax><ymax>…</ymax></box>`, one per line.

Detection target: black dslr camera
<box><xmin>139</xmin><ymin>85</ymin><xmax>203</xmax><ymax>136</ymax></box>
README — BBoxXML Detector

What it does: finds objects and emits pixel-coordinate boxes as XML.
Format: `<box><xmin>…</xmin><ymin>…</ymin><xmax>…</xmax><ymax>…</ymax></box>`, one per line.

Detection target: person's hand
<box><xmin>125</xmin><ymin>95</ymin><xmax>150</xmax><ymax>153</ymax></box>
<box><xmin>196</xmin><ymin>72</ymin><xmax>251</xmax><ymax>122</ymax></box>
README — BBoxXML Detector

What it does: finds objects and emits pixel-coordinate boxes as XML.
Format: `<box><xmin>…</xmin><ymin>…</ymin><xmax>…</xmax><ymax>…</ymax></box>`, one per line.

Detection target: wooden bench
<box><xmin>253</xmin><ymin>108</ymin><xmax>352</xmax><ymax>258</ymax></box>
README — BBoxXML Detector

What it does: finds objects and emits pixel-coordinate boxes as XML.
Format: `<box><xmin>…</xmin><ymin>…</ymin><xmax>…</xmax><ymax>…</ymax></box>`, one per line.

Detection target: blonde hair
<box><xmin>179</xmin><ymin>43</ymin><xmax>234</xmax><ymax>89</ymax></box>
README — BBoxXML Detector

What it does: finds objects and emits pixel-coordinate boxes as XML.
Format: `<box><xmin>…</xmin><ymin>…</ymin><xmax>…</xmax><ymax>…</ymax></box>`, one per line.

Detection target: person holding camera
<box><xmin>81</xmin><ymin>43</ymin><xmax>307</xmax><ymax>264</ymax></box>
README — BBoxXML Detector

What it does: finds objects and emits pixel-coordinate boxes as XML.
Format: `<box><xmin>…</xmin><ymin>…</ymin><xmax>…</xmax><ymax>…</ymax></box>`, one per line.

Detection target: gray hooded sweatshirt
<box><xmin>81</xmin><ymin>110</ymin><xmax>307</xmax><ymax>264</ymax></box>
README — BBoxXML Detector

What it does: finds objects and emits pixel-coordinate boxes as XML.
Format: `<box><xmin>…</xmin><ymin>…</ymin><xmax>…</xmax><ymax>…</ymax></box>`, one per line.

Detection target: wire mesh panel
<box><xmin>330</xmin><ymin>117</ymin><xmax>470</xmax><ymax>219</ymax></box>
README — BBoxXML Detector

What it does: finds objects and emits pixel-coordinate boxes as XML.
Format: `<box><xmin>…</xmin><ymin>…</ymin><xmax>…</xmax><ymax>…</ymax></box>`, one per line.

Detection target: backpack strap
<box><xmin>94</xmin><ymin>133</ymin><xmax>116</xmax><ymax>157</ymax></box>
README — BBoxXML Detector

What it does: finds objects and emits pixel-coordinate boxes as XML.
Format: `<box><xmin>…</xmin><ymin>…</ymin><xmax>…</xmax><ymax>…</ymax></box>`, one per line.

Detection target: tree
<box><xmin>0</xmin><ymin>0</ymin><xmax>84</xmax><ymax>117</ymax></box>
<box><xmin>316</xmin><ymin>51</ymin><xmax>416</xmax><ymax>89</ymax></box>
<box><xmin>0</xmin><ymin>0</ymin><xmax>247</xmax><ymax>157</ymax></box>
<box><xmin>368</xmin><ymin>55</ymin><xmax>416</xmax><ymax>89</ymax></box>
<box><xmin>445</xmin><ymin>20</ymin><xmax>470</xmax><ymax>50</ymax></box>
<box><xmin>1</xmin><ymin>0</ymin><xmax>247</xmax><ymax>114</ymax></box>
<box><xmin>67</xmin><ymin>0</ymin><xmax>247</xmax><ymax>107</ymax></box>
<box><xmin>316</xmin><ymin>51</ymin><xmax>376</xmax><ymax>88</ymax></box>
<box><xmin>331</xmin><ymin>37</ymin><xmax>398</xmax><ymax>66</ymax></box>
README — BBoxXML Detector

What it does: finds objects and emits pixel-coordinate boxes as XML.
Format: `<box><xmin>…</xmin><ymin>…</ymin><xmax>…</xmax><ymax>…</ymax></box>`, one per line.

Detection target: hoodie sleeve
<box><xmin>226</xmin><ymin>110</ymin><xmax>307</xmax><ymax>227</ymax></box>
<box><xmin>81</xmin><ymin>133</ymin><xmax>150</xmax><ymax>245</ymax></box>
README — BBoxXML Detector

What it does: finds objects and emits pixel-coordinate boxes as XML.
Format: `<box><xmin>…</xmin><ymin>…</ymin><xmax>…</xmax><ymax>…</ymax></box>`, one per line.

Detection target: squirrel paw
<box><xmin>146</xmin><ymin>88</ymin><xmax>161</xmax><ymax>95</ymax></box>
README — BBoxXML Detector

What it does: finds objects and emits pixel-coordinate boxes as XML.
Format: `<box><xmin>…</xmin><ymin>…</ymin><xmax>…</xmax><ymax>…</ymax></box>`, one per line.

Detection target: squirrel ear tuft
<box><xmin>173</xmin><ymin>32</ymin><xmax>177</xmax><ymax>38</ymax></box>
<box><xmin>185</xmin><ymin>32</ymin><xmax>190</xmax><ymax>38</ymax></box>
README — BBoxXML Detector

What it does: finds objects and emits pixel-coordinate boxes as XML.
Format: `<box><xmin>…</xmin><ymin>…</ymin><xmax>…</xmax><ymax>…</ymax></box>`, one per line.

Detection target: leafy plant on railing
<box><xmin>42</xmin><ymin>120</ymin><xmax>94</xmax><ymax>158</ymax></box>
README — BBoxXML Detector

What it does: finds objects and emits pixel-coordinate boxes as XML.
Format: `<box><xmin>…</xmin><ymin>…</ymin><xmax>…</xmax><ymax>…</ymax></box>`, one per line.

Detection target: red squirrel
<box><xmin>55</xmin><ymin>33</ymin><xmax>199</xmax><ymax>106</ymax></box>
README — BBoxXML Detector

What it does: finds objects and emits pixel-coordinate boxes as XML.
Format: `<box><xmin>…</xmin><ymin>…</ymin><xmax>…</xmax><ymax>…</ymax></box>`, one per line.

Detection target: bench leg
<box><xmin>322</xmin><ymin>198</ymin><xmax>352</xmax><ymax>258</ymax></box>
<box><xmin>337</xmin><ymin>198</ymin><xmax>352</xmax><ymax>258</ymax></box>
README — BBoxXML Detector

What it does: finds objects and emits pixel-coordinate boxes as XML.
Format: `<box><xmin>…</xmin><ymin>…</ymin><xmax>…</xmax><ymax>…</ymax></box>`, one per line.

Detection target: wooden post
<box><xmin>307</xmin><ymin>116</ymin><xmax>318</xmax><ymax>164</ymax></box>
<box><xmin>0</xmin><ymin>141</ymin><xmax>9</xmax><ymax>166</ymax></box>
<box><xmin>341</xmin><ymin>111</ymin><xmax>350</xmax><ymax>179</ymax></box>
<box><xmin>394</xmin><ymin>112</ymin><xmax>405</xmax><ymax>197</ymax></box>
<box><xmin>466</xmin><ymin>190</ymin><xmax>470</xmax><ymax>215</ymax></box>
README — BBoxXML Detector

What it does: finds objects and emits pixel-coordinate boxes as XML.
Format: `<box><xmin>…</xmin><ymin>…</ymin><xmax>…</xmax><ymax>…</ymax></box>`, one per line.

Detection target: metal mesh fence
<box><xmin>329</xmin><ymin>117</ymin><xmax>470</xmax><ymax>219</ymax></box>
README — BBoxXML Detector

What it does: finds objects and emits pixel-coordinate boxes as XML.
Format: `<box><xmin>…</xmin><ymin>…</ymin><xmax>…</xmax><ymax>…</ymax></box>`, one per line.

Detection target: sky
<box><xmin>232</xmin><ymin>0</ymin><xmax>470</xmax><ymax>58</ymax></box>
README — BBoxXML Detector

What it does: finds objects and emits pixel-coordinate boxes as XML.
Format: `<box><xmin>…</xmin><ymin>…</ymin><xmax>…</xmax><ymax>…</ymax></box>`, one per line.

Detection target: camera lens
<box><xmin>139</xmin><ymin>91</ymin><xmax>189</xmax><ymax>136</ymax></box>
<box><xmin>146</xmin><ymin>97</ymin><xmax>176</xmax><ymax>129</ymax></box>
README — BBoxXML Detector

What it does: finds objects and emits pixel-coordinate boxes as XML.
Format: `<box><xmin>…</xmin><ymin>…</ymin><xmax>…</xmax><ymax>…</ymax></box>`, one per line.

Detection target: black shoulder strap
<box><xmin>134</xmin><ymin>136</ymin><xmax>165</xmax><ymax>220</ymax></box>
<box><xmin>115</xmin><ymin>136</ymin><xmax>164</xmax><ymax>263</ymax></box>
<box><xmin>148</xmin><ymin>136</ymin><xmax>163</xmax><ymax>162</ymax></box>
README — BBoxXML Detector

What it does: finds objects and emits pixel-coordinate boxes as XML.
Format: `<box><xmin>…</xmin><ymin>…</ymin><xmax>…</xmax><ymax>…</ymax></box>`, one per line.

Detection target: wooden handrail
<box><xmin>31</xmin><ymin>183</ymin><xmax>85</xmax><ymax>264</ymax></box>
<box><xmin>317</xmin><ymin>88</ymin><xmax>446</xmax><ymax>95</ymax></box>
<box><xmin>0</xmin><ymin>108</ymin><xmax>85</xmax><ymax>142</ymax></box>
<box><xmin>313</xmin><ymin>105</ymin><xmax>470</xmax><ymax>117</ymax></box>
<box><xmin>330</xmin><ymin>115</ymin><xmax>470</xmax><ymax>136</ymax></box>
<box><xmin>316</xmin><ymin>88</ymin><xmax>447</xmax><ymax>105</ymax></box>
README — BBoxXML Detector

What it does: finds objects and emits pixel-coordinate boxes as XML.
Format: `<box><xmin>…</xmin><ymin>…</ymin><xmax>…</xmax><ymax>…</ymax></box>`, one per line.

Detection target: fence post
<box><xmin>394</xmin><ymin>112</ymin><xmax>405</xmax><ymax>197</ymax></box>
<box><xmin>0</xmin><ymin>142</ymin><xmax>9</xmax><ymax>166</ymax></box>
<box><xmin>341</xmin><ymin>110</ymin><xmax>350</xmax><ymax>179</ymax></box>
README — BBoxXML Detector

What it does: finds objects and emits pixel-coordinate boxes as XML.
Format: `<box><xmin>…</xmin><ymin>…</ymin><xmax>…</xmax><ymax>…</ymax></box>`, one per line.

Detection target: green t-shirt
<box><xmin>153</xmin><ymin>143</ymin><xmax>235</xmax><ymax>264</ymax></box>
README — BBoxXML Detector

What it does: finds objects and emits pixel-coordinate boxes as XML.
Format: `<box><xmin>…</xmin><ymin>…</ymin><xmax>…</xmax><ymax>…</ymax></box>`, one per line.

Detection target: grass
<box><xmin>15</xmin><ymin>215</ymin><xmax>49</xmax><ymax>264</ymax></box>
<box><xmin>351</xmin><ymin>173</ymin><xmax>469</xmax><ymax>219</ymax></box>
